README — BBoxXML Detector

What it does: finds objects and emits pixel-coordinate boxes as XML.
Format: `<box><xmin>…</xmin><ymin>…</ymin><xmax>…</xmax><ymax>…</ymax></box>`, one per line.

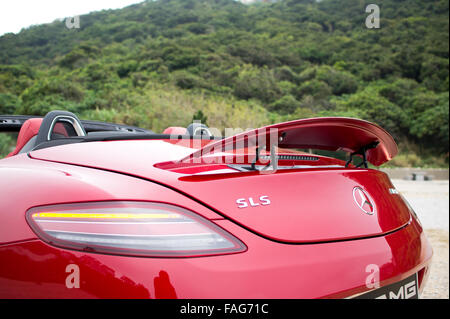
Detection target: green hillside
<box><xmin>0</xmin><ymin>0</ymin><xmax>448</xmax><ymax>166</ymax></box>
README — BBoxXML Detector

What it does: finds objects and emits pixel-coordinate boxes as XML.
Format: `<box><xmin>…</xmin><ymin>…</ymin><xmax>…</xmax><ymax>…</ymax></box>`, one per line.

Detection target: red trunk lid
<box><xmin>171</xmin><ymin>168</ymin><xmax>412</xmax><ymax>243</ymax></box>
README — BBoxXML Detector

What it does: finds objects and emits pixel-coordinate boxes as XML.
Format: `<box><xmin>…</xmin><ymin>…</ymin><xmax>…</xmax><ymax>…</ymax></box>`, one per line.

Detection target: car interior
<box><xmin>1</xmin><ymin>110</ymin><xmax>216</xmax><ymax>157</ymax></box>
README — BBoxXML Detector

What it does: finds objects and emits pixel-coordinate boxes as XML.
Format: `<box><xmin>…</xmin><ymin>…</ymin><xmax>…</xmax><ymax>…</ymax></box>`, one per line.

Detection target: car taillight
<box><xmin>26</xmin><ymin>201</ymin><xmax>246</xmax><ymax>257</ymax></box>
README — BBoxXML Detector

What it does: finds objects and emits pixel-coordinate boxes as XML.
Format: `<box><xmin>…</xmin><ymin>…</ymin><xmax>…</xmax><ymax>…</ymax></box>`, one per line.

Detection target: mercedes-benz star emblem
<box><xmin>353</xmin><ymin>187</ymin><xmax>375</xmax><ymax>215</ymax></box>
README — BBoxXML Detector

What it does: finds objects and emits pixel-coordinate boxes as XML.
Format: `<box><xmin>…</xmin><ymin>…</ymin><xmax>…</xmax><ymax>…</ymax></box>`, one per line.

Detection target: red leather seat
<box><xmin>6</xmin><ymin>118</ymin><xmax>69</xmax><ymax>157</ymax></box>
<box><xmin>7</xmin><ymin>118</ymin><xmax>43</xmax><ymax>158</ymax></box>
<box><xmin>163</xmin><ymin>127</ymin><xmax>188</xmax><ymax>135</ymax></box>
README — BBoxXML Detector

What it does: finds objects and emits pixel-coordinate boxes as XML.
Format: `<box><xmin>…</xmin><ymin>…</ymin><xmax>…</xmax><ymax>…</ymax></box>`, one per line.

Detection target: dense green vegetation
<box><xmin>0</xmin><ymin>0</ymin><xmax>448</xmax><ymax>166</ymax></box>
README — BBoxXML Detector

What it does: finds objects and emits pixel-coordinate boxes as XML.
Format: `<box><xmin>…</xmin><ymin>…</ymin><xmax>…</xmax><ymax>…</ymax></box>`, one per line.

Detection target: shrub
<box><xmin>173</xmin><ymin>70</ymin><xmax>205</xmax><ymax>89</ymax></box>
<box><xmin>233</xmin><ymin>66</ymin><xmax>281</xmax><ymax>103</ymax></box>
<box><xmin>269</xmin><ymin>95</ymin><xmax>301</xmax><ymax>114</ymax></box>
<box><xmin>0</xmin><ymin>93</ymin><xmax>18</xmax><ymax>114</ymax></box>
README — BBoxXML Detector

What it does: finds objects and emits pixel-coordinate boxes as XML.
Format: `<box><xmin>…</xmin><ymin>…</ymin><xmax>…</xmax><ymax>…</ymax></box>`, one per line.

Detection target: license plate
<box><xmin>354</xmin><ymin>273</ymin><xmax>419</xmax><ymax>299</ymax></box>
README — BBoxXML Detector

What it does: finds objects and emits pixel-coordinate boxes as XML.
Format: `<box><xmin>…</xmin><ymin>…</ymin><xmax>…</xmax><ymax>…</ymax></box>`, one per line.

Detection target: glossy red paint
<box><xmin>0</xmin><ymin>117</ymin><xmax>432</xmax><ymax>298</ymax></box>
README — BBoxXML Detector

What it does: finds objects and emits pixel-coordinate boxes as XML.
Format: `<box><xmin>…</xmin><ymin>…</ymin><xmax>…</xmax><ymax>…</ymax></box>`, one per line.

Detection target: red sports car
<box><xmin>0</xmin><ymin>110</ymin><xmax>432</xmax><ymax>299</ymax></box>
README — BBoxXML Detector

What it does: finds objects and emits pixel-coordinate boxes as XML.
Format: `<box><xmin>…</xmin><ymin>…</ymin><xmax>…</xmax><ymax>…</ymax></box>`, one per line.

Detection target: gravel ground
<box><xmin>391</xmin><ymin>179</ymin><xmax>449</xmax><ymax>299</ymax></box>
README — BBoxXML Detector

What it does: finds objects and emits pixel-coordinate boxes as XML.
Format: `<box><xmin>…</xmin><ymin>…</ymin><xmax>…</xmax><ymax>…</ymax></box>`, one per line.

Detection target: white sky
<box><xmin>0</xmin><ymin>0</ymin><xmax>145</xmax><ymax>36</ymax></box>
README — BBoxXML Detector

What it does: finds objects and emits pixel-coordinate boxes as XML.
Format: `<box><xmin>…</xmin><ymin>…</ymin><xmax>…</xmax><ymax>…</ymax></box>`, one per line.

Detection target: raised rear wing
<box><xmin>181</xmin><ymin>117</ymin><xmax>398</xmax><ymax>167</ymax></box>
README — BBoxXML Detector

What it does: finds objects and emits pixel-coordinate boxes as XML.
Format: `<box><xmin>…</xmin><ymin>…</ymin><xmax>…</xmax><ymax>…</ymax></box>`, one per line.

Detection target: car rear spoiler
<box><xmin>181</xmin><ymin>117</ymin><xmax>398</xmax><ymax>167</ymax></box>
